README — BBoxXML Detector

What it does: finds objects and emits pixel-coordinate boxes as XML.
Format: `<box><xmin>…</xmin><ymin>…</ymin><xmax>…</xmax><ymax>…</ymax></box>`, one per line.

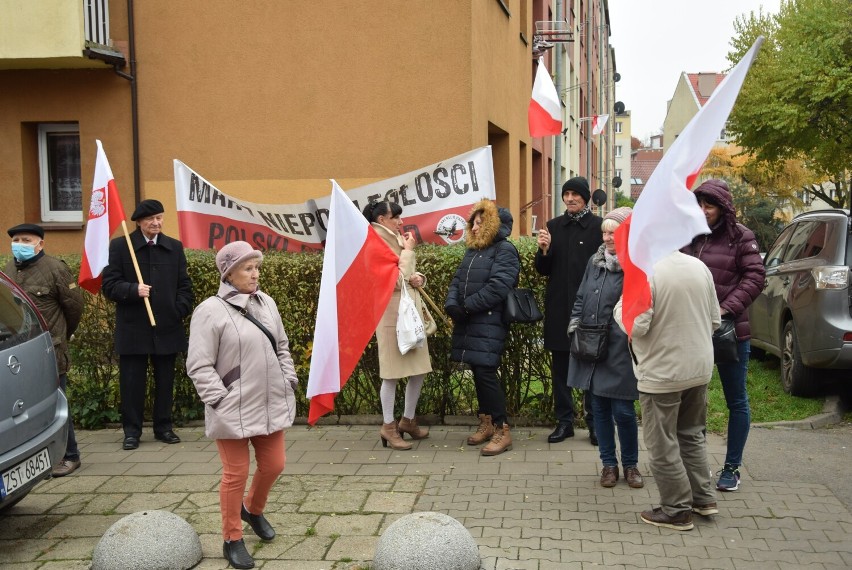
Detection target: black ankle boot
<box><xmin>223</xmin><ymin>538</ymin><xmax>254</xmax><ymax>569</ymax></box>
<box><xmin>241</xmin><ymin>504</ymin><xmax>275</xmax><ymax>541</ymax></box>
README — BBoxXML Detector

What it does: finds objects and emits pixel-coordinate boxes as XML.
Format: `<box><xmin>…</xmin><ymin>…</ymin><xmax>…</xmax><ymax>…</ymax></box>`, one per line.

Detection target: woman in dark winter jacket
<box><xmin>683</xmin><ymin>179</ymin><xmax>766</xmax><ymax>492</ymax></box>
<box><xmin>445</xmin><ymin>199</ymin><xmax>520</xmax><ymax>456</ymax></box>
<box><xmin>567</xmin><ymin>207</ymin><xmax>644</xmax><ymax>489</ymax></box>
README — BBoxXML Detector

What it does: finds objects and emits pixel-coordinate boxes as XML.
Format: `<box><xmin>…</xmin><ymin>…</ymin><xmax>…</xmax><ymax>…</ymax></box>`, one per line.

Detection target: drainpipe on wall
<box><xmin>112</xmin><ymin>0</ymin><xmax>140</xmax><ymax>204</ymax></box>
<box><xmin>585</xmin><ymin>0</ymin><xmax>592</xmax><ymax>183</ymax></box>
<box><xmin>553</xmin><ymin>0</ymin><xmax>563</xmax><ymax>219</ymax></box>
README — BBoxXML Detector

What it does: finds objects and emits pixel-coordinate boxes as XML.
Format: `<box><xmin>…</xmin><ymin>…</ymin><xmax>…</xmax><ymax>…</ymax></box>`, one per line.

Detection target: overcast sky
<box><xmin>607</xmin><ymin>0</ymin><xmax>781</xmax><ymax>142</ymax></box>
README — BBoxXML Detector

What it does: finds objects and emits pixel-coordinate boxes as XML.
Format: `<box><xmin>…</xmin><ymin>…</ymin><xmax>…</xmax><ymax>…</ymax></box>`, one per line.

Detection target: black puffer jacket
<box><xmin>445</xmin><ymin>200</ymin><xmax>520</xmax><ymax>368</ymax></box>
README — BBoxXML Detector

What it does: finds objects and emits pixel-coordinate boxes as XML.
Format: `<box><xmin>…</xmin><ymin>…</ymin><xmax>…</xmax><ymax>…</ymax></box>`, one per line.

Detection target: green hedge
<box><xmin>5</xmin><ymin>239</ymin><xmax>575</xmax><ymax>428</ymax></box>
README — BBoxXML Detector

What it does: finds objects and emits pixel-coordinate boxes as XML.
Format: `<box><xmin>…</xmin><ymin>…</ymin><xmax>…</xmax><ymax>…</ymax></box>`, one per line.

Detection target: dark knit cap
<box><xmin>130</xmin><ymin>199</ymin><xmax>165</xmax><ymax>221</ymax></box>
<box><xmin>7</xmin><ymin>223</ymin><xmax>45</xmax><ymax>239</ymax></box>
<box><xmin>561</xmin><ymin>176</ymin><xmax>591</xmax><ymax>204</ymax></box>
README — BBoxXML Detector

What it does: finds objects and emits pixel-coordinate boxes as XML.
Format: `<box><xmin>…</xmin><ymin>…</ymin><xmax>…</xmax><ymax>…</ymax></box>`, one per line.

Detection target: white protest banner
<box><xmin>174</xmin><ymin>146</ymin><xmax>495</xmax><ymax>252</ymax></box>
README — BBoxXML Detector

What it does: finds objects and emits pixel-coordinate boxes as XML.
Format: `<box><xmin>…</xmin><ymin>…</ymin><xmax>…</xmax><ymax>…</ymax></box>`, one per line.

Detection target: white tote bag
<box><xmin>397</xmin><ymin>278</ymin><xmax>426</xmax><ymax>355</ymax></box>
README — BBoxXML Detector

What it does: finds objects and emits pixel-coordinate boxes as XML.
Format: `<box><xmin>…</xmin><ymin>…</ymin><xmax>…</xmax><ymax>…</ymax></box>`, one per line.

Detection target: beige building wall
<box><xmin>0</xmin><ymin>0</ymin><xmax>535</xmax><ymax>253</ymax></box>
<box><xmin>662</xmin><ymin>73</ymin><xmax>699</xmax><ymax>154</ymax></box>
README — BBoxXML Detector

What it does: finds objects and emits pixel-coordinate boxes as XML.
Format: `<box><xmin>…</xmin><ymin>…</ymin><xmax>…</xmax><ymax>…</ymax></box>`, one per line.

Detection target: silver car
<box><xmin>748</xmin><ymin>209</ymin><xmax>852</xmax><ymax>395</ymax></box>
<box><xmin>0</xmin><ymin>270</ymin><xmax>68</xmax><ymax>511</ymax></box>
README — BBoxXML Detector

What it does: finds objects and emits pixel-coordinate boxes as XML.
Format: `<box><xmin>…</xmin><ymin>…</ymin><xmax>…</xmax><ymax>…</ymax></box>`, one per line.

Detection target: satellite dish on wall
<box><xmin>614</xmin><ymin>101</ymin><xmax>625</xmax><ymax>115</ymax></box>
<box><xmin>591</xmin><ymin>189</ymin><xmax>607</xmax><ymax>206</ymax></box>
<box><xmin>612</xmin><ymin>176</ymin><xmax>622</xmax><ymax>189</ymax></box>
<box><xmin>613</xmin><ymin>72</ymin><xmax>621</xmax><ymax>82</ymax></box>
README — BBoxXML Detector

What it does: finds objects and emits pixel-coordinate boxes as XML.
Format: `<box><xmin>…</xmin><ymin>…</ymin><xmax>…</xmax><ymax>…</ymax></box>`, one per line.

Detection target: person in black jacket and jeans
<box><xmin>535</xmin><ymin>177</ymin><xmax>603</xmax><ymax>445</ymax></box>
<box><xmin>445</xmin><ymin>200</ymin><xmax>519</xmax><ymax>456</ymax></box>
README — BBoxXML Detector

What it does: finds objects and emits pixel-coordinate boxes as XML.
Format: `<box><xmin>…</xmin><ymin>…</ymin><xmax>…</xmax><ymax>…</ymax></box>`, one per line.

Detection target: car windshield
<box><xmin>0</xmin><ymin>276</ymin><xmax>42</xmax><ymax>350</ymax></box>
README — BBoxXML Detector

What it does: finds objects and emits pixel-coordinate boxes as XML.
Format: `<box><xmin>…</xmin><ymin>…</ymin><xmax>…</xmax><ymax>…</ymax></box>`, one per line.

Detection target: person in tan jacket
<box><xmin>362</xmin><ymin>201</ymin><xmax>432</xmax><ymax>450</ymax></box>
<box><xmin>187</xmin><ymin>241</ymin><xmax>298</xmax><ymax>570</ymax></box>
<box><xmin>615</xmin><ymin>250</ymin><xmax>721</xmax><ymax>532</ymax></box>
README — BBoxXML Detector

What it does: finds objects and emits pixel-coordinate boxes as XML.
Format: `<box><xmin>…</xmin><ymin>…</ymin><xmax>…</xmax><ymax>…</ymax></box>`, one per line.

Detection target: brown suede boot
<box><xmin>480</xmin><ymin>423</ymin><xmax>512</xmax><ymax>456</ymax></box>
<box><xmin>466</xmin><ymin>414</ymin><xmax>494</xmax><ymax>445</ymax></box>
<box><xmin>380</xmin><ymin>422</ymin><xmax>412</xmax><ymax>450</ymax></box>
<box><xmin>398</xmin><ymin>416</ymin><xmax>429</xmax><ymax>440</ymax></box>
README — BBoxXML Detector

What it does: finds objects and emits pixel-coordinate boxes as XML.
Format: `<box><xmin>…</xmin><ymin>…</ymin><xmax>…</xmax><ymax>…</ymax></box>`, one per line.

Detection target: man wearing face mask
<box><xmin>102</xmin><ymin>200</ymin><xmax>194</xmax><ymax>451</ymax></box>
<box><xmin>5</xmin><ymin>224</ymin><xmax>85</xmax><ymax>476</ymax></box>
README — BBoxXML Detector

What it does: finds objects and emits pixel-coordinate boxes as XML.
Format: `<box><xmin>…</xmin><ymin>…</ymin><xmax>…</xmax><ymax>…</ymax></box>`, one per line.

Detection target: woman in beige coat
<box><xmin>187</xmin><ymin>241</ymin><xmax>298</xmax><ymax>570</ymax></box>
<box><xmin>363</xmin><ymin>201</ymin><xmax>432</xmax><ymax>450</ymax></box>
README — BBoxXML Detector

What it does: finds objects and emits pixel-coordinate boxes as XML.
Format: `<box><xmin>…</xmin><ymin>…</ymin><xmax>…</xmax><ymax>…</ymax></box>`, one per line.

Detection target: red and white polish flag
<box><xmin>528</xmin><ymin>58</ymin><xmax>563</xmax><ymax>137</ymax></box>
<box><xmin>79</xmin><ymin>140</ymin><xmax>126</xmax><ymax>294</ymax></box>
<box><xmin>306</xmin><ymin>181</ymin><xmax>400</xmax><ymax>425</ymax></box>
<box><xmin>615</xmin><ymin>37</ymin><xmax>764</xmax><ymax>336</ymax></box>
<box><xmin>591</xmin><ymin>114</ymin><xmax>610</xmax><ymax>136</ymax></box>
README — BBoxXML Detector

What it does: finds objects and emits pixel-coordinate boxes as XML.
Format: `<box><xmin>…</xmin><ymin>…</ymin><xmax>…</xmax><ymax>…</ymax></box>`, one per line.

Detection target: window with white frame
<box><xmin>615</xmin><ymin>145</ymin><xmax>622</xmax><ymax>157</ymax></box>
<box><xmin>38</xmin><ymin>124</ymin><xmax>83</xmax><ymax>223</ymax></box>
<box><xmin>615</xmin><ymin>121</ymin><xmax>623</xmax><ymax>133</ymax></box>
<box><xmin>615</xmin><ymin>169</ymin><xmax>622</xmax><ymax>178</ymax></box>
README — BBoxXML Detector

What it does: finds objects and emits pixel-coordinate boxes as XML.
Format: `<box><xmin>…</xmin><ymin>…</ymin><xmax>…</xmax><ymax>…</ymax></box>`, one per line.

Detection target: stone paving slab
<box><xmin>0</xmin><ymin>425</ymin><xmax>850</xmax><ymax>569</ymax></box>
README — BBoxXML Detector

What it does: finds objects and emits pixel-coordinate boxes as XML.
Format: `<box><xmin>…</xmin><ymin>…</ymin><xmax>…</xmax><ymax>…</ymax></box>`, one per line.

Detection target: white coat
<box><xmin>187</xmin><ymin>282</ymin><xmax>298</xmax><ymax>439</ymax></box>
<box><xmin>372</xmin><ymin>223</ymin><xmax>432</xmax><ymax>380</ymax></box>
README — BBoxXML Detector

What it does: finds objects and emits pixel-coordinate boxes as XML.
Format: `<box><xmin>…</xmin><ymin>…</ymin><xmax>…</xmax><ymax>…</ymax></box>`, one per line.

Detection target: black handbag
<box><xmin>713</xmin><ymin>317</ymin><xmax>739</xmax><ymax>363</ymax></box>
<box><xmin>502</xmin><ymin>243</ymin><xmax>543</xmax><ymax>325</ymax></box>
<box><xmin>570</xmin><ymin>322</ymin><xmax>609</xmax><ymax>362</ymax></box>
<box><xmin>503</xmin><ymin>288</ymin><xmax>544</xmax><ymax>324</ymax></box>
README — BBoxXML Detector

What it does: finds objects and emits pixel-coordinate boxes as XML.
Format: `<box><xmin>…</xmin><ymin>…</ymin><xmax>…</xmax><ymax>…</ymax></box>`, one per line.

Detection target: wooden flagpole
<box><xmin>121</xmin><ymin>220</ymin><xmax>156</xmax><ymax>326</ymax></box>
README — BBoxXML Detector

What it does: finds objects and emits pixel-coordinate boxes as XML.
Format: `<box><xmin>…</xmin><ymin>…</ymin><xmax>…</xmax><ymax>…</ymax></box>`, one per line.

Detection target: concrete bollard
<box><xmin>373</xmin><ymin>511</ymin><xmax>480</xmax><ymax>570</ymax></box>
<box><xmin>92</xmin><ymin>510</ymin><xmax>202</xmax><ymax>570</ymax></box>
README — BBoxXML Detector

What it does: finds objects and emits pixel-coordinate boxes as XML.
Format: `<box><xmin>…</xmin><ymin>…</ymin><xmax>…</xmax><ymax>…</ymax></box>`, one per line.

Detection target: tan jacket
<box><xmin>372</xmin><ymin>223</ymin><xmax>432</xmax><ymax>380</ymax></box>
<box><xmin>615</xmin><ymin>251</ymin><xmax>721</xmax><ymax>394</ymax></box>
<box><xmin>187</xmin><ymin>283</ymin><xmax>298</xmax><ymax>439</ymax></box>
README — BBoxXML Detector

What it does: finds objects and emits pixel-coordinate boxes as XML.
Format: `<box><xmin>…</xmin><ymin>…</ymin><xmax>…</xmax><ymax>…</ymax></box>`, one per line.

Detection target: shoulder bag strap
<box><xmin>221</xmin><ymin>298</ymin><xmax>277</xmax><ymax>352</ymax></box>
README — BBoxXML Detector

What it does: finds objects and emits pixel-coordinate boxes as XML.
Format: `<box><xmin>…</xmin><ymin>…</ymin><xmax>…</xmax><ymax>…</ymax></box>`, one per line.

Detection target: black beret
<box><xmin>561</xmin><ymin>176</ymin><xmax>591</xmax><ymax>204</ymax></box>
<box><xmin>130</xmin><ymin>199</ymin><xmax>165</xmax><ymax>221</ymax></box>
<box><xmin>7</xmin><ymin>223</ymin><xmax>45</xmax><ymax>239</ymax></box>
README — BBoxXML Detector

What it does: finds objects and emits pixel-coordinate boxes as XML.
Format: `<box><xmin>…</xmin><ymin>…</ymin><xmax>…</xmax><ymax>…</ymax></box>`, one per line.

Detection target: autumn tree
<box><xmin>728</xmin><ymin>0</ymin><xmax>851</xmax><ymax>209</ymax></box>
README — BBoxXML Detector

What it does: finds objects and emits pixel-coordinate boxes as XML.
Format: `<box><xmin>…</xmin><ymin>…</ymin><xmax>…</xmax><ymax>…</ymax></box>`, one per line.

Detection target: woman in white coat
<box><xmin>363</xmin><ymin>201</ymin><xmax>432</xmax><ymax>450</ymax></box>
<box><xmin>187</xmin><ymin>241</ymin><xmax>298</xmax><ymax>570</ymax></box>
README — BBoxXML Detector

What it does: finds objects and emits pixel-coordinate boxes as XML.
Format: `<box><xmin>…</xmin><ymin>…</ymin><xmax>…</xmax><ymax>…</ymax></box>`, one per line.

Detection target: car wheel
<box><xmin>781</xmin><ymin>320</ymin><xmax>819</xmax><ymax>397</ymax></box>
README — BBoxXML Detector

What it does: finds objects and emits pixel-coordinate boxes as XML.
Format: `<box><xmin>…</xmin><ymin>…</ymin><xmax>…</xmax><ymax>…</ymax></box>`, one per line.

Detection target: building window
<box><xmin>615</xmin><ymin>169</ymin><xmax>622</xmax><ymax>178</ymax></box>
<box><xmin>38</xmin><ymin>124</ymin><xmax>83</xmax><ymax>223</ymax></box>
<box><xmin>615</xmin><ymin>121</ymin><xmax>623</xmax><ymax>134</ymax></box>
<box><xmin>615</xmin><ymin>145</ymin><xmax>622</xmax><ymax>158</ymax></box>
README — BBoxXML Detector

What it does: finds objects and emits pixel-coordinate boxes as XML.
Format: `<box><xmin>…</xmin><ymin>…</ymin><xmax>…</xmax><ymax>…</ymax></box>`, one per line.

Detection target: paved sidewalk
<box><xmin>1</xmin><ymin>424</ymin><xmax>850</xmax><ymax>569</ymax></box>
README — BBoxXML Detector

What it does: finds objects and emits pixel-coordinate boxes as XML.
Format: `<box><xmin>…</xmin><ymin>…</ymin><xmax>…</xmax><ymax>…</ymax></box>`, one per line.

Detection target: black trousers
<box><xmin>471</xmin><ymin>365</ymin><xmax>508</xmax><ymax>427</ymax></box>
<box><xmin>551</xmin><ymin>350</ymin><xmax>594</xmax><ymax>428</ymax></box>
<box><xmin>119</xmin><ymin>353</ymin><xmax>177</xmax><ymax>438</ymax></box>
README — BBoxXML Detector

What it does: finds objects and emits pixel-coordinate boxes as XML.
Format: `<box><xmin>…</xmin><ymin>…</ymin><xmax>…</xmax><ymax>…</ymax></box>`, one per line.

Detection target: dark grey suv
<box><xmin>749</xmin><ymin>209</ymin><xmax>852</xmax><ymax>395</ymax></box>
<box><xmin>0</xmin><ymin>270</ymin><xmax>68</xmax><ymax>511</ymax></box>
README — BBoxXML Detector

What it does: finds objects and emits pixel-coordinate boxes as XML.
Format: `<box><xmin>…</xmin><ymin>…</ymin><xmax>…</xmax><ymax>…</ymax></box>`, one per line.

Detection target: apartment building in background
<box><xmin>0</xmin><ymin>0</ymin><xmax>616</xmax><ymax>253</ymax></box>
<box><xmin>612</xmin><ymin>110</ymin><xmax>631</xmax><ymax>199</ymax></box>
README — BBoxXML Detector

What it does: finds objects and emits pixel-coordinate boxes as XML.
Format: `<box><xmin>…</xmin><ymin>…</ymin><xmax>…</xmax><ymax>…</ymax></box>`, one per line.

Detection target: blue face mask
<box><xmin>11</xmin><ymin>243</ymin><xmax>37</xmax><ymax>262</ymax></box>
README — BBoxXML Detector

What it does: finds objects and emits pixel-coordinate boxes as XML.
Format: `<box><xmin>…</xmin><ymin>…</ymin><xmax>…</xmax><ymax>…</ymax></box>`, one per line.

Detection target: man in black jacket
<box><xmin>102</xmin><ymin>200</ymin><xmax>194</xmax><ymax>450</ymax></box>
<box><xmin>534</xmin><ymin>177</ymin><xmax>603</xmax><ymax>444</ymax></box>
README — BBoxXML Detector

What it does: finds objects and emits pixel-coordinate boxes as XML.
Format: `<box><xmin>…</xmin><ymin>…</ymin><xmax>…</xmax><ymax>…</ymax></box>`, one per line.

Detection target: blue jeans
<box><xmin>715</xmin><ymin>340</ymin><xmax>751</xmax><ymax>466</ymax></box>
<box><xmin>591</xmin><ymin>394</ymin><xmax>639</xmax><ymax>467</ymax></box>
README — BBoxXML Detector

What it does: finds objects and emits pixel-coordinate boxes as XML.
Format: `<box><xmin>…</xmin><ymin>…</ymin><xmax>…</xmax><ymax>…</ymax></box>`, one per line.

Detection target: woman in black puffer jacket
<box><xmin>682</xmin><ymin>178</ymin><xmax>765</xmax><ymax>493</ymax></box>
<box><xmin>445</xmin><ymin>199</ymin><xmax>519</xmax><ymax>456</ymax></box>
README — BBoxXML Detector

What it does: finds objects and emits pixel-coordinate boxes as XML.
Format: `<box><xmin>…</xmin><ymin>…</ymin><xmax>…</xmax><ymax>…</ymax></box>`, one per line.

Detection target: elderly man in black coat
<box><xmin>534</xmin><ymin>177</ymin><xmax>603</xmax><ymax>444</ymax></box>
<box><xmin>102</xmin><ymin>199</ymin><xmax>194</xmax><ymax>450</ymax></box>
